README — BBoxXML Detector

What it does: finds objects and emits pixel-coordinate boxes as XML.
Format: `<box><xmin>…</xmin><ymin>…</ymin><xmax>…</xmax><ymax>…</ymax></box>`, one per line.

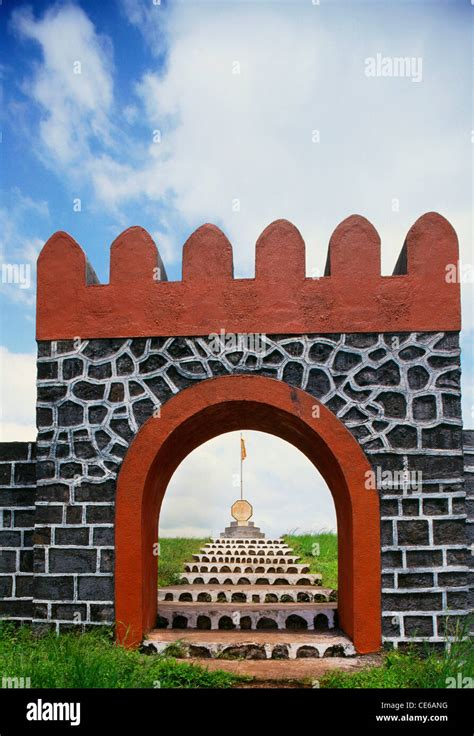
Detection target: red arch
<box><xmin>115</xmin><ymin>375</ymin><xmax>381</xmax><ymax>653</ymax></box>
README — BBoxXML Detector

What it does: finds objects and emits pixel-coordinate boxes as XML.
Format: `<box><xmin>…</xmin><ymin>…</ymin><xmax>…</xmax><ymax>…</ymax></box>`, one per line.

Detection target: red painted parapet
<box><xmin>36</xmin><ymin>213</ymin><xmax>461</xmax><ymax>340</ymax></box>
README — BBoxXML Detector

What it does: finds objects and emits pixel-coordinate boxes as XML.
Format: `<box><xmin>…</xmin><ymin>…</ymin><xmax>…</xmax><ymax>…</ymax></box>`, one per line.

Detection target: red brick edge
<box><xmin>36</xmin><ymin>213</ymin><xmax>461</xmax><ymax>339</ymax></box>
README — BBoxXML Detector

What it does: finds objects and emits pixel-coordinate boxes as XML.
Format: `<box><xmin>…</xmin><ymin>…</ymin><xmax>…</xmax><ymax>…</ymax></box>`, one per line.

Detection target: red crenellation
<box><xmin>36</xmin><ymin>213</ymin><xmax>461</xmax><ymax>340</ymax></box>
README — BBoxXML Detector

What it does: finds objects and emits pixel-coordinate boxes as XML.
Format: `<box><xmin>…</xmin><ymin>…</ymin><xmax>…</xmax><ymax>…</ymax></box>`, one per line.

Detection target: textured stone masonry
<box><xmin>0</xmin><ymin>443</ymin><xmax>36</xmax><ymax>622</ymax></box>
<box><xmin>462</xmin><ymin>429</ymin><xmax>474</xmax><ymax>635</ymax></box>
<box><xmin>0</xmin><ymin>329</ymin><xmax>470</xmax><ymax>645</ymax></box>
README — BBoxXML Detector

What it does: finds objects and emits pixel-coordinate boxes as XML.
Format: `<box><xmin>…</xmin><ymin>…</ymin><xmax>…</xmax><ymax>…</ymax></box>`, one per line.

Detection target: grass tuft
<box><xmin>0</xmin><ymin>622</ymin><xmax>243</xmax><ymax>689</ymax></box>
<box><xmin>321</xmin><ymin>626</ymin><xmax>474</xmax><ymax>688</ymax></box>
<box><xmin>158</xmin><ymin>537</ymin><xmax>209</xmax><ymax>586</ymax></box>
<box><xmin>283</xmin><ymin>531</ymin><xmax>337</xmax><ymax>590</ymax></box>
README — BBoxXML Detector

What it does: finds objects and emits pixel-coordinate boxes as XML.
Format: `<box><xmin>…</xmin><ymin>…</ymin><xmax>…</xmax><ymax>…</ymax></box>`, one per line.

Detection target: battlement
<box><xmin>36</xmin><ymin>213</ymin><xmax>460</xmax><ymax>339</ymax></box>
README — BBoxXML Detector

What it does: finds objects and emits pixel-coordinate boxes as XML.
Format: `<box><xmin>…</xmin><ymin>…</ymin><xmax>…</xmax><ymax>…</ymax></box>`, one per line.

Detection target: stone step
<box><xmin>183</xmin><ymin>562</ymin><xmax>310</xmax><ymax>574</ymax></box>
<box><xmin>202</xmin><ymin>545</ymin><xmax>293</xmax><ymax>555</ymax></box>
<box><xmin>205</xmin><ymin>539</ymin><xmax>292</xmax><ymax>547</ymax></box>
<box><xmin>221</xmin><ymin>529</ymin><xmax>265</xmax><ymax>539</ymax></box>
<box><xmin>143</xmin><ymin>629</ymin><xmax>356</xmax><ymax>660</ymax></box>
<box><xmin>179</xmin><ymin>572</ymin><xmax>322</xmax><ymax>586</ymax></box>
<box><xmin>158</xmin><ymin>584</ymin><xmax>335</xmax><ymax>604</ymax></box>
<box><xmin>199</xmin><ymin>552</ymin><xmax>295</xmax><ymax>561</ymax></box>
<box><xmin>207</xmin><ymin>538</ymin><xmax>290</xmax><ymax>546</ymax></box>
<box><xmin>157</xmin><ymin>601</ymin><xmax>337</xmax><ymax>631</ymax></box>
<box><xmin>205</xmin><ymin>545</ymin><xmax>292</xmax><ymax>553</ymax></box>
<box><xmin>211</xmin><ymin>538</ymin><xmax>284</xmax><ymax>545</ymax></box>
<box><xmin>192</xmin><ymin>554</ymin><xmax>301</xmax><ymax>564</ymax></box>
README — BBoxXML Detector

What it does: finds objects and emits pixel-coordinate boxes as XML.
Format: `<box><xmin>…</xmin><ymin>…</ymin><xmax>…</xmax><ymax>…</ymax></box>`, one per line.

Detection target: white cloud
<box><xmin>93</xmin><ymin>1</ymin><xmax>473</xmax><ymax>285</ymax></box>
<box><xmin>0</xmin><ymin>188</ymin><xmax>49</xmax><ymax>308</ymax></box>
<box><xmin>123</xmin><ymin>104</ymin><xmax>139</xmax><ymax>124</ymax></box>
<box><xmin>161</xmin><ymin>430</ymin><xmax>337</xmax><ymax>538</ymax></box>
<box><xmin>14</xmin><ymin>2</ymin><xmax>472</xmax><ymax>283</ymax></box>
<box><xmin>120</xmin><ymin>0</ymin><xmax>169</xmax><ymax>57</ymax></box>
<box><xmin>150</xmin><ymin>229</ymin><xmax>178</xmax><ymax>265</ymax></box>
<box><xmin>11</xmin><ymin>3</ymin><xmax>114</xmax><ymax>168</ymax></box>
<box><xmin>0</xmin><ymin>346</ymin><xmax>36</xmax><ymax>441</ymax></box>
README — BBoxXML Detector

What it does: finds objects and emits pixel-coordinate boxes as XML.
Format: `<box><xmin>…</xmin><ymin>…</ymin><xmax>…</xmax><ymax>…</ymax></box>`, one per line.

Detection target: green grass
<box><xmin>158</xmin><ymin>537</ymin><xmax>209</xmax><ymax>586</ymax></box>
<box><xmin>1</xmin><ymin>621</ymin><xmax>470</xmax><ymax>690</ymax></box>
<box><xmin>283</xmin><ymin>532</ymin><xmax>338</xmax><ymax>590</ymax></box>
<box><xmin>321</xmin><ymin>625</ymin><xmax>474</xmax><ymax>688</ymax></box>
<box><xmin>0</xmin><ymin>623</ymin><xmax>243</xmax><ymax>689</ymax></box>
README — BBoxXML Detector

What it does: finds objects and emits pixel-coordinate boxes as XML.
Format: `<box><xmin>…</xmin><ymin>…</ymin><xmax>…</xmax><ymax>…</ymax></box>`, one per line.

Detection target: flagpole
<box><xmin>240</xmin><ymin>432</ymin><xmax>243</xmax><ymax>500</ymax></box>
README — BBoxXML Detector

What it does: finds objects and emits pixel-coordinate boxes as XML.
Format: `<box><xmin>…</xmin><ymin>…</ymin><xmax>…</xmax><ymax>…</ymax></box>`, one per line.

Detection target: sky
<box><xmin>160</xmin><ymin>430</ymin><xmax>336</xmax><ymax>538</ymax></box>
<box><xmin>0</xmin><ymin>0</ymin><xmax>472</xmax><ymax>535</ymax></box>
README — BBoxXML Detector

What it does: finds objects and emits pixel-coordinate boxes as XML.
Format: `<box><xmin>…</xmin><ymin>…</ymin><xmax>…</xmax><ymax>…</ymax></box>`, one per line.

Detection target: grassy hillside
<box><xmin>158</xmin><ymin>537</ymin><xmax>209</xmax><ymax>586</ymax></box>
<box><xmin>283</xmin><ymin>532</ymin><xmax>338</xmax><ymax>590</ymax></box>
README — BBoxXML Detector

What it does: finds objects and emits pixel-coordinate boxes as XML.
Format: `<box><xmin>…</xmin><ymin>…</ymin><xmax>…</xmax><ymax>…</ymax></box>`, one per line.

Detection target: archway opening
<box><xmin>158</xmin><ymin>430</ymin><xmax>338</xmax><ymax>628</ymax></box>
<box><xmin>160</xmin><ymin>430</ymin><xmax>337</xmax><ymax>538</ymax></box>
<box><xmin>115</xmin><ymin>375</ymin><xmax>381</xmax><ymax>653</ymax></box>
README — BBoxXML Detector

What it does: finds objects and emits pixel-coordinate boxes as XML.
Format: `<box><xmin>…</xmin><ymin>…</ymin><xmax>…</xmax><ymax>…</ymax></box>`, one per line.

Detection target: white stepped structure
<box><xmin>144</xmin><ymin>512</ymin><xmax>353</xmax><ymax>660</ymax></box>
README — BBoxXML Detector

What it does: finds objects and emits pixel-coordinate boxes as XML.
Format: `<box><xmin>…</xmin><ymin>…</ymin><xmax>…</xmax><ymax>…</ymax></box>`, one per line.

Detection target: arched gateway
<box><xmin>0</xmin><ymin>213</ymin><xmax>469</xmax><ymax>655</ymax></box>
<box><xmin>115</xmin><ymin>375</ymin><xmax>380</xmax><ymax>651</ymax></box>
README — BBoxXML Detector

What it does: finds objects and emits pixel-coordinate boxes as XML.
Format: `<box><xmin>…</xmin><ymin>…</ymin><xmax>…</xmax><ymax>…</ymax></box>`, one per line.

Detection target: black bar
<box><xmin>0</xmin><ymin>687</ymin><xmax>471</xmax><ymax>734</ymax></box>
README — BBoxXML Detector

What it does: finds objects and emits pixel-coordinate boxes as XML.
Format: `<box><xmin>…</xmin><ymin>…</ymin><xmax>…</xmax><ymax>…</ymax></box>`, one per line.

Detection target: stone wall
<box><xmin>463</xmin><ymin>430</ymin><xmax>474</xmax><ymax>636</ymax></box>
<box><xmin>26</xmin><ymin>329</ymin><xmax>468</xmax><ymax>642</ymax></box>
<box><xmin>0</xmin><ymin>443</ymin><xmax>36</xmax><ymax>622</ymax></box>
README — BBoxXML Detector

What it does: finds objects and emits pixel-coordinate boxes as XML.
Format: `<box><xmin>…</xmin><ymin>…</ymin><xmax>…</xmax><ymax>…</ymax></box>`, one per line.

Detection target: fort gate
<box><xmin>0</xmin><ymin>213</ymin><xmax>471</xmax><ymax>654</ymax></box>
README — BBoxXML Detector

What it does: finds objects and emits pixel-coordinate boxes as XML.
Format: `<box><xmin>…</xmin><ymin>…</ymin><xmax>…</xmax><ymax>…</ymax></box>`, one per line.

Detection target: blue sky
<box><xmin>0</xmin><ymin>0</ymin><xmax>471</xmax><ymax>534</ymax></box>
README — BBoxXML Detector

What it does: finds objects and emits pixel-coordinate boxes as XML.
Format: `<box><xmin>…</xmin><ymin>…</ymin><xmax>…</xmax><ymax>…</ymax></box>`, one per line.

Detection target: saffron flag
<box><xmin>241</xmin><ymin>436</ymin><xmax>247</xmax><ymax>461</ymax></box>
